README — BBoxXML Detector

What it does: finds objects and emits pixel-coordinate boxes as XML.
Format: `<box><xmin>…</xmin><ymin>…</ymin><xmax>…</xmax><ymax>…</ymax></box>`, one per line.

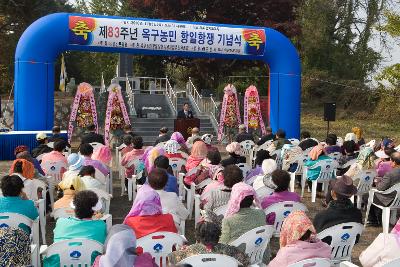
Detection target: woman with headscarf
<box><xmin>219</xmin><ymin>182</ymin><xmax>265</xmax><ymax>244</ymax></box>
<box><xmin>144</xmin><ymin>146</ymin><xmax>165</xmax><ymax>174</ymax></box>
<box><xmin>220</xmin><ymin>142</ymin><xmax>246</xmax><ymax>167</ymax></box>
<box><xmin>170</xmin><ymin>131</ymin><xmax>189</xmax><ymax>154</ymax></box>
<box><xmin>200</xmin><ymin>150</ymin><xmax>225</xmax><ymax>204</ymax></box>
<box><xmin>359</xmin><ymin>218</ymin><xmax>400</xmax><ymax>267</ymax></box>
<box><xmin>124</xmin><ymin>184</ymin><xmax>177</xmax><ymax>239</ymax></box>
<box><xmin>92</xmin><ymin>145</ymin><xmax>112</xmax><ymax>167</ymax></box>
<box><xmin>14</xmin><ymin>145</ymin><xmax>45</xmax><ymax>176</ymax></box>
<box><xmin>268</xmin><ymin>211</ymin><xmax>331</xmax><ymax>267</ymax></box>
<box><xmin>184</xmin><ymin>140</ymin><xmax>208</xmax><ymax>186</ymax></box>
<box><xmin>92</xmin><ymin>224</ymin><xmax>157</xmax><ymax>267</ymax></box>
<box><xmin>53</xmin><ymin>172</ymin><xmax>85</xmax><ymax>210</ymax></box>
<box><xmin>304</xmin><ymin>144</ymin><xmax>331</xmax><ymax>181</ymax></box>
<box><xmin>9</xmin><ymin>159</ymin><xmax>36</xmax><ymax>199</ymax></box>
<box><xmin>164</xmin><ymin>139</ymin><xmax>185</xmax><ymax>159</ymax></box>
<box><xmin>121</xmin><ymin>136</ymin><xmax>146</xmax><ymax>182</ymax></box>
<box><xmin>352</xmin><ymin>127</ymin><xmax>365</xmax><ymax>146</ymax></box>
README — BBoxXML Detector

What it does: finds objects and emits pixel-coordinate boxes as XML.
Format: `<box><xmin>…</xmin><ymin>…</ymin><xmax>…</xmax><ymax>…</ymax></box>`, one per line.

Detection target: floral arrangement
<box><xmin>244</xmin><ymin>85</ymin><xmax>266</xmax><ymax>135</ymax></box>
<box><xmin>218</xmin><ymin>84</ymin><xmax>241</xmax><ymax>141</ymax></box>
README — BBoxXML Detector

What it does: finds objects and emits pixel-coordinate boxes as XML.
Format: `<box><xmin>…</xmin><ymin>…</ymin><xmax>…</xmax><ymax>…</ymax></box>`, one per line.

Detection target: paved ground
<box><xmin>0</xmin><ymin>147</ymin><xmax>383</xmax><ymax>265</ymax></box>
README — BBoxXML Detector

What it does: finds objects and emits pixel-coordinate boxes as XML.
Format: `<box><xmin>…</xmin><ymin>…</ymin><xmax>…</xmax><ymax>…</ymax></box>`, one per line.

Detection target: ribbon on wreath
<box><xmin>104</xmin><ymin>83</ymin><xmax>131</xmax><ymax>146</ymax></box>
<box><xmin>67</xmin><ymin>82</ymin><xmax>98</xmax><ymax>143</ymax></box>
<box><xmin>218</xmin><ymin>84</ymin><xmax>242</xmax><ymax>141</ymax></box>
<box><xmin>243</xmin><ymin>85</ymin><xmax>266</xmax><ymax>135</ymax></box>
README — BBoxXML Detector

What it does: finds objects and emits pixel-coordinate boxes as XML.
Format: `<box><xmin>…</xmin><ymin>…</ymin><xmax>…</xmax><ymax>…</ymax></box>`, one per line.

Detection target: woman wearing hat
<box><xmin>62</xmin><ymin>153</ymin><xmax>84</xmax><ymax>179</ymax></box>
<box><xmin>313</xmin><ymin>175</ymin><xmax>362</xmax><ymax>233</ymax></box>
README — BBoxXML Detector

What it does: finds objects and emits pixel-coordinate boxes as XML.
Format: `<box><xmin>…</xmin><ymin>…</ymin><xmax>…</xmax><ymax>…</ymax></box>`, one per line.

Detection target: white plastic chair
<box><xmin>301</xmin><ymin>159</ymin><xmax>339</xmax><ymax>203</ymax></box>
<box><xmin>288</xmin><ymin>154</ymin><xmax>308</xmax><ymax>192</ymax></box>
<box><xmin>230</xmin><ymin>225</ymin><xmax>274</xmax><ymax>266</ymax></box>
<box><xmin>236</xmin><ymin>162</ymin><xmax>252</xmax><ymax>178</ymax></box>
<box><xmin>94</xmin><ymin>169</ymin><xmax>110</xmax><ymax>195</ymax></box>
<box><xmin>382</xmin><ymin>258</ymin><xmax>400</xmax><ymax>267</ymax></box>
<box><xmin>264</xmin><ymin>201</ymin><xmax>308</xmax><ymax>237</ymax></box>
<box><xmin>350</xmin><ymin>170</ymin><xmax>376</xmax><ymax>209</ymax></box>
<box><xmin>337</xmin><ymin>137</ymin><xmax>344</xmax><ymax>146</ymax></box>
<box><xmin>89</xmin><ymin>188</ymin><xmax>112</xmax><ymax>214</ymax></box>
<box><xmin>156</xmin><ymin>141</ymin><xmax>167</xmax><ymax>148</ymax></box>
<box><xmin>178</xmin><ymin>254</ymin><xmax>240</xmax><ymax>266</ymax></box>
<box><xmin>364</xmin><ymin>183</ymin><xmax>400</xmax><ymax>233</ymax></box>
<box><xmin>317</xmin><ymin>222</ymin><xmax>363</xmax><ymax>264</ymax></box>
<box><xmin>169</xmin><ymin>157</ymin><xmax>186</xmax><ymax>178</ymax></box>
<box><xmin>270</xmin><ymin>149</ymin><xmax>282</xmax><ymax>169</ymax></box>
<box><xmin>187</xmin><ymin>177</ymin><xmax>212</xmax><ymax>220</ymax></box>
<box><xmin>116</xmin><ymin>144</ymin><xmax>127</xmax><ymax>196</ymax></box>
<box><xmin>40</xmin><ymin>238</ymin><xmax>103</xmax><ymax>267</ymax></box>
<box><xmin>31</xmin><ymin>179</ymin><xmax>48</xmax><ymax>244</ymax></box>
<box><xmin>255</xmin><ymin>185</ymin><xmax>274</xmax><ymax>200</ymax></box>
<box><xmin>52</xmin><ymin>207</ymin><xmax>75</xmax><ymax>219</ymax></box>
<box><xmin>41</xmin><ymin>160</ymin><xmax>67</xmax><ymax>183</ymax></box>
<box><xmin>62</xmin><ymin>146</ymin><xmax>71</xmax><ymax>158</ymax></box>
<box><xmin>241</xmin><ymin>140</ymin><xmax>256</xmax><ymax>164</ymax></box>
<box><xmin>136</xmin><ymin>231</ymin><xmax>187</xmax><ymax>267</ymax></box>
<box><xmin>289</xmin><ymin>258</ymin><xmax>331</xmax><ymax>267</ymax></box>
<box><xmin>328</xmin><ymin>152</ymin><xmax>342</xmax><ymax>162</ymax></box>
<box><xmin>340</xmin><ymin>158</ymin><xmax>357</xmax><ymax>169</ymax></box>
<box><xmin>89</xmin><ymin>142</ymin><xmax>103</xmax><ymax>151</ymax></box>
<box><xmin>36</xmin><ymin>153</ymin><xmax>44</xmax><ymax>163</ymax></box>
<box><xmin>339</xmin><ymin>262</ymin><xmax>359</xmax><ymax>267</ymax></box>
<box><xmin>47</xmin><ymin>142</ymin><xmax>54</xmax><ymax>148</ymax></box>
<box><xmin>288</xmin><ymin>138</ymin><xmax>300</xmax><ymax>146</ymax></box>
<box><xmin>0</xmin><ymin>212</ymin><xmax>40</xmax><ymax>267</ymax></box>
<box><xmin>126</xmin><ymin>159</ymin><xmax>144</xmax><ymax>201</ymax></box>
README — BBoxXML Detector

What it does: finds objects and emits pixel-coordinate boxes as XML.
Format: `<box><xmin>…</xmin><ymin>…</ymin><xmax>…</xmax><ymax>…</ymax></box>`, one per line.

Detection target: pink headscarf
<box><xmin>92</xmin><ymin>145</ymin><xmax>112</xmax><ymax>165</ymax></box>
<box><xmin>226</xmin><ymin>142</ymin><xmax>242</xmax><ymax>156</ymax></box>
<box><xmin>171</xmin><ymin>132</ymin><xmax>185</xmax><ymax>144</ymax></box>
<box><xmin>391</xmin><ymin>218</ymin><xmax>400</xmax><ymax>246</ymax></box>
<box><xmin>144</xmin><ymin>147</ymin><xmax>165</xmax><ymax>173</ymax></box>
<box><xmin>190</xmin><ymin>141</ymin><xmax>208</xmax><ymax>159</ymax></box>
<box><xmin>225</xmin><ymin>182</ymin><xmax>258</xmax><ymax>218</ymax></box>
<box><xmin>123</xmin><ymin>184</ymin><xmax>162</xmax><ymax>223</ymax></box>
<box><xmin>309</xmin><ymin>144</ymin><xmax>324</xmax><ymax>160</ymax></box>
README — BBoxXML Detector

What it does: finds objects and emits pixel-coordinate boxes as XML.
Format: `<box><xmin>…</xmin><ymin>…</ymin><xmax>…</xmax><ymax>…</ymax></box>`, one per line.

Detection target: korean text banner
<box><xmin>68</xmin><ymin>16</ymin><xmax>266</xmax><ymax>56</ymax></box>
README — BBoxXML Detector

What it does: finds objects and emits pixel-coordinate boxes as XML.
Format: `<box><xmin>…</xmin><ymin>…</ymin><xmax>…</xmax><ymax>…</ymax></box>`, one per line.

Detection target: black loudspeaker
<box><xmin>118</xmin><ymin>53</ymin><xmax>134</xmax><ymax>78</ymax></box>
<box><xmin>324</xmin><ymin>102</ymin><xmax>336</xmax><ymax>121</ymax></box>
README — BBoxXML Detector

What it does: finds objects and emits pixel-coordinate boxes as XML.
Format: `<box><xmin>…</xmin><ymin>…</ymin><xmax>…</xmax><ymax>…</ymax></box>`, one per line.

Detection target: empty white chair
<box><xmin>316</xmin><ymin>222</ymin><xmax>363</xmax><ymax>264</ymax></box>
<box><xmin>351</xmin><ymin>170</ymin><xmax>376</xmax><ymax>209</ymax></box>
<box><xmin>0</xmin><ymin>212</ymin><xmax>40</xmax><ymax>267</ymax></box>
<box><xmin>136</xmin><ymin>231</ymin><xmax>187</xmax><ymax>267</ymax></box>
<box><xmin>169</xmin><ymin>157</ymin><xmax>186</xmax><ymax>178</ymax></box>
<box><xmin>301</xmin><ymin>159</ymin><xmax>339</xmax><ymax>203</ymax></box>
<box><xmin>187</xmin><ymin>177</ymin><xmax>212</xmax><ymax>220</ymax></box>
<box><xmin>116</xmin><ymin>143</ymin><xmax>127</xmax><ymax>196</ymax></box>
<box><xmin>94</xmin><ymin>169</ymin><xmax>110</xmax><ymax>194</ymax></box>
<box><xmin>89</xmin><ymin>142</ymin><xmax>103</xmax><ymax>151</ymax></box>
<box><xmin>241</xmin><ymin>140</ymin><xmax>256</xmax><ymax>164</ymax></box>
<box><xmin>288</xmin><ymin>138</ymin><xmax>300</xmax><ymax>146</ymax></box>
<box><xmin>40</xmin><ymin>238</ymin><xmax>103</xmax><ymax>267</ymax></box>
<box><xmin>126</xmin><ymin>159</ymin><xmax>144</xmax><ymax>201</ymax></box>
<box><xmin>178</xmin><ymin>254</ymin><xmax>240</xmax><ymax>266</ymax></box>
<box><xmin>288</xmin><ymin>154</ymin><xmax>307</xmax><ymax>192</ymax></box>
<box><xmin>230</xmin><ymin>225</ymin><xmax>274</xmax><ymax>266</ymax></box>
<box><xmin>31</xmin><ymin>179</ymin><xmax>48</xmax><ymax>244</ymax></box>
<box><xmin>288</xmin><ymin>258</ymin><xmax>331</xmax><ymax>267</ymax></box>
<box><xmin>364</xmin><ymin>183</ymin><xmax>400</xmax><ymax>234</ymax></box>
<box><xmin>264</xmin><ymin>201</ymin><xmax>308</xmax><ymax>237</ymax></box>
<box><xmin>236</xmin><ymin>163</ymin><xmax>251</xmax><ymax>178</ymax></box>
<box><xmin>89</xmin><ymin>188</ymin><xmax>112</xmax><ymax>214</ymax></box>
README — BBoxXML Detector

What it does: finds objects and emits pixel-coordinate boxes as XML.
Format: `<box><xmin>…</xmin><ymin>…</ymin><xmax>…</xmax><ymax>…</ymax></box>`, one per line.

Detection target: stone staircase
<box><xmin>131</xmin><ymin>96</ymin><xmax>217</xmax><ymax>145</ymax></box>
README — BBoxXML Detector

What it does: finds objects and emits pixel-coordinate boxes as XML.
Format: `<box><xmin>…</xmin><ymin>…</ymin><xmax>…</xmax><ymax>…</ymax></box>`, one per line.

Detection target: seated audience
<box><xmin>345</xmin><ymin>146</ymin><xmax>376</xmax><ymax>178</ymax></box>
<box><xmin>14</xmin><ymin>145</ymin><xmax>45</xmax><ymax>176</ymax></box>
<box><xmin>375</xmin><ymin>147</ymin><xmax>395</xmax><ymax>177</ymax></box>
<box><xmin>0</xmin><ymin>175</ymin><xmax>39</xmax><ymax>233</ymax></box>
<box><xmin>153</xmin><ymin>126</ymin><xmax>170</xmax><ymax>146</ymax></box>
<box><xmin>92</xmin><ymin>224</ymin><xmax>156</xmax><ymax>267</ymax></box>
<box><xmin>220</xmin><ymin>182</ymin><xmax>265</xmax><ymax>244</ymax></box>
<box><xmin>352</xmin><ymin>126</ymin><xmax>365</xmax><ymax>146</ymax></box>
<box><xmin>92</xmin><ymin>145</ymin><xmax>112</xmax><ymax>167</ymax></box>
<box><xmin>184</xmin><ymin>140</ymin><xmax>208</xmax><ymax>186</ymax></box>
<box><xmin>221</xmin><ymin>142</ymin><xmax>246</xmax><ymax>167</ymax></box>
<box><xmin>32</xmin><ymin>132</ymin><xmax>52</xmax><ymax>158</ymax></box>
<box><xmin>304</xmin><ymin>144</ymin><xmax>332</xmax><ymax>181</ymax></box>
<box><xmin>41</xmin><ymin>140</ymin><xmax>68</xmax><ymax>176</ymax></box>
<box><xmin>359</xmin><ymin>218</ymin><xmax>400</xmax><ymax>267</ymax></box>
<box><xmin>268</xmin><ymin>211</ymin><xmax>331</xmax><ymax>267</ymax></box>
<box><xmin>121</xmin><ymin>136</ymin><xmax>145</xmax><ymax>178</ymax></box>
<box><xmin>80</xmin><ymin>124</ymin><xmax>105</xmax><ymax>145</ymax></box>
<box><xmin>9</xmin><ymin>159</ymin><xmax>35</xmax><ymax>199</ymax></box>
<box><xmin>314</xmin><ymin>175</ymin><xmax>362</xmax><ymax>232</ymax></box>
<box><xmin>124</xmin><ymin>185</ymin><xmax>177</xmax><ymax>239</ymax></box>
<box><xmin>272</xmin><ymin>129</ymin><xmax>291</xmax><ymax>150</ymax></box>
<box><xmin>164</xmin><ymin>140</ymin><xmax>185</xmax><ymax>159</ymax></box>
<box><xmin>120</xmin><ymin>134</ymin><xmax>134</xmax><ymax>156</ymax></box>
<box><xmin>171</xmin><ymin>131</ymin><xmax>190</xmax><ymax>154</ymax></box>
<box><xmin>148</xmin><ymin>168</ymin><xmax>189</xmax><ymax>228</ymax></box>
<box><xmin>118</xmin><ymin>124</ymin><xmax>137</xmax><ymax>145</ymax></box>
<box><xmin>298</xmin><ymin>131</ymin><xmax>318</xmax><ymax>151</ymax></box>
<box><xmin>367</xmin><ymin>152</ymin><xmax>400</xmax><ymax>227</ymax></box>
<box><xmin>245</xmin><ymin>150</ymin><xmax>271</xmax><ymax>182</ymax></box>
<box><xmin>48</xmin><ymin>125</ymin><xmax>69</xmax><ymax>145</ymax></box>
<box><xmin>257</xmin><ymin>127</ymin><xmax>274</xmax><ymax>146</ymax></box>
<box><xmin>344</xmin><ymin>132</ymin><xmax>357</xmax><ymax>142</ymax></box>
<box><xmin>262</xmin><ymin>170</ymin><xmax>301</xmax><ymax>224</ymax></box>
<box><xmin>253</xmin><ymin>159</ymin><xmax>278</xmax><ymax>191</ymax></box>
<box><xmin>202</xmin><ymin>133</ymin><xmax>218</xmax><ymax>152</ymax></box>
<box><xmin>80</xmin><ymin>143</ymin><xmax>109</xmax><ymax>177</ymax></box>
<box><xmin>324</xmin><ymin>135</ymin><xmax>341</xmax><ymax>154</ymax></box>
<box><xmin>235</xmin><ymin>124</ymin><xmax>254</xmax><ymax>143</ymax></box>
<box><xmin>45</xmin><ymin>190</ymin><xmax>106</xmax><ymax>267</ymax></box>
<box><xmin>186</xmin><ymin>127</ymin><xmax>200</xmax><ymax>147</ymax></box>
<box><xmin>282</xmin><ymin>144</ymin><xmax>303</xmax><ymax>172</ymax></box>
<box><xmin>201</xmin><ymin>150</ymin><xmax>225</xmax><ymax>201</ymax></box>
<box><xmin>63</xmin><ymin>153</ymin><xmax>84</xmax><ymax>178</ymax></box>
<box><xmin>78</xmin><ymin>165</ymin><xmax>105</xmax><ymax>191</ymax></box>
<box><xmin>168</xmin><ymin>221</ymin><xmax>250</xmax><ymax>266</ymax></box>
<box><xmin>337</xmin><ymin>140</ymin><xmax>358</xmax><ymax>176</ymax></box>
<box><xmin>154</xmin><ymin>155</ymin><xmax>178</xmax><ymax>194</ymax></box>
<box><xmin>144</xmin><ymin>146</ymin><xmax>165</xmax><ymax>174</ymax></box>
<box><xmin>53</xmin><ymin>173</ymin><xmax>85</xmax><ymax>210</ymax></box>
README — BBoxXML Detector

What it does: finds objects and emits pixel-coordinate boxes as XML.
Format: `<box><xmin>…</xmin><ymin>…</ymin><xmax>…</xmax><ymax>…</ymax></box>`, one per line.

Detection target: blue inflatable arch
<box><xmin>15</xmin><ymin>13</ymin><xmax>301</xmax><ymax>137</ymax></box>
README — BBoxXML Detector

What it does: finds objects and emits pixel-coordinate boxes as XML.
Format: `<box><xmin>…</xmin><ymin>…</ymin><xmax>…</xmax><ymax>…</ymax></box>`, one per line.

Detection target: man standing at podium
<box><xmin>177</xmin><ymin>103</ymin><xmax>194</xmax><ymax>119</ymax></box>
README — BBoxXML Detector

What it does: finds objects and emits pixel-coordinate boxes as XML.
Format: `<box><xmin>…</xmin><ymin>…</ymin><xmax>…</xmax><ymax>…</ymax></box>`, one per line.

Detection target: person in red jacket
<box><xmin>123</xmin><ymin>183</ymin><xmax>177</xmax><ymax>239</ymax></box>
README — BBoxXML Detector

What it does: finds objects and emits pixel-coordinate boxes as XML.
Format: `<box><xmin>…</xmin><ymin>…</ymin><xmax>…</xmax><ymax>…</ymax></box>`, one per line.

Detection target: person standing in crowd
<box><xmin>298</xmin><ymin>131</ymin><xmax>318</xmax><ymax>151</ymax></box>
<box><xmin>186</xmin><ymin>127</ymin><xmax>200</xmax><ymax>147</ymax></box>
<box><xmin>177</xmin><ymin>102</ymin><xmax>194</xmax><ymax>119</ymax></box>
<box><xmin>235</xmin><ymin>124</ymin><xmax>254</xmax><ymax>143</ymax></box>
<box><xmin>154</xmin><ymin>127</ymin><xmax>170</xmax><ymax>146</ymax></box>
<box><xmin>80</xmin><ymin>124</ymin><xmax>105</xmax><ymax>145</ymax></box>
<box><xmin>257</xmin><ymin>127</ymin><xmax>274</xmax><ymax>146</ymax></box>
<box><xmin>80</xmin><ymin>143</ymin><xmax>109</xmax><ymax>177</ymax></box>
<box><xmin>221</xmin><ymin>142</ymin><xmax>246</xmax><ymax>167</ymax></box>
<box><xmin>272</xmin><ymin>129</ymin><xmax>291</xmax><ymax>150</ymax></box>
<box><xmin>32</xmin><ymin>132</ymin><xmax>52</xmax><ymax>158</ymax></box>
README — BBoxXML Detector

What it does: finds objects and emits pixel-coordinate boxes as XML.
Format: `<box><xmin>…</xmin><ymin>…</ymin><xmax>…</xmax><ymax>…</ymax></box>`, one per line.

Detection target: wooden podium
<box><xmin>174</xmin><ymin>118</ymin><xmax>200</xmax><ymax>140</ymax></box>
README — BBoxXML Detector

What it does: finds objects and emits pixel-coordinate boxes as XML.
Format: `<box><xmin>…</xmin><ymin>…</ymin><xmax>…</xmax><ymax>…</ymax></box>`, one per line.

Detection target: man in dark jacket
<box><xmin>273</xmin><ymin>129</ymin><xmax>292</xmax><ymax>150</ymax></box>
<box><xmin>298</xmin><ymin>131</ymin><xmax>318</xmax><ymax>151</ymax></box>
<box><xmin>80</xmin><ymin>124</ymin><xmax>105</xmax><ymax>145</ymax></box>
<box><xmin>31</xmin><ymin>132</ymin><xmax>53</xmax><ymax>158</ymax></box>
<box><xmin>314</xmin><ymin>175</ymin><xmax>362</xmax><ymax>233</ymax></box>
<box><xmin>177</xmin><ymin>103</ymin><xmax>194</xmax><ymax>119</ymax></box>
<box><xmin>48</xmin><ymin>126</ymin><xmax>70</xmax><ymax>147</ymax></box>
<box><xmin>235</xmin><ymin>124</ymin><xmax>254</xmax><ymax>143</ymax></box>
<box><xmin>367</xmin><ymin>152</ymin><xmax>400</xmax><ymax>226</ymax></box>
<box><xmin>257</xmin><ymin>127</ymin><xmax>274</xmax><ymax>146</ymax></box>
<box><xmin>154</xmin><ymin>127</ymin><xmax>170</xmax><ymax>146</ymax></box>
